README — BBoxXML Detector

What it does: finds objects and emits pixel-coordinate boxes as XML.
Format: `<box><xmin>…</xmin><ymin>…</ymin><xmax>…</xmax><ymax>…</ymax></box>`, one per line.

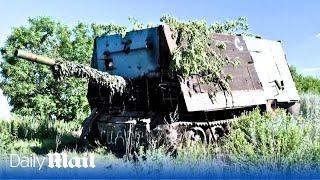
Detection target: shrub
<box><xmin>223</xmin><ymin>105</ymin><xmax>320</xmax><ymax>170</ymax></box>
<box><xmin>290</xmin><ymin>66</ymin><xmax>320</xmax><ymax>94</ymax></box>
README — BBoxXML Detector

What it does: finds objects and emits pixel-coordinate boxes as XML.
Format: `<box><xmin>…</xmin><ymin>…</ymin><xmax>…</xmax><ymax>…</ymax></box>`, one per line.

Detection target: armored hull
<box><xmin>85</xmin><ymin>25</ymin><xmax>299</xmax><ymax>154</ymax></box>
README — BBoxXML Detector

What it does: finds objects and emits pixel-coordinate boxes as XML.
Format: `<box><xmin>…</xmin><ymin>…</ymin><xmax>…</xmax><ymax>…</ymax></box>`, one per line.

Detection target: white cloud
<box><xmin>0</xmin><ymin>89</ymin><xmax>11</xmax><ymax>120</ymax></box>
<box><xmin>316</xmin><ymin>33</ymin><xmax>320</xmax><ymax>38</ymax></box>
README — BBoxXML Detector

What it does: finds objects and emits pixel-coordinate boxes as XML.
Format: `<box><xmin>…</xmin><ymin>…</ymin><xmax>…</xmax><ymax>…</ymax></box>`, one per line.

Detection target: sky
<box><xmin>0</xmin><ymin>0</ymin><xmax>319</xmax><ymax>119</ymax></box>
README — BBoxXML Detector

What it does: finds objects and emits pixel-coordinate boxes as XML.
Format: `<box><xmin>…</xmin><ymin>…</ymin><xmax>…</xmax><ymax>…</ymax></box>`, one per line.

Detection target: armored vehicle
<box><xmin>15</xmin><ymin>25</ymin><xmax>300</xmax><ymax>155</ymax></box>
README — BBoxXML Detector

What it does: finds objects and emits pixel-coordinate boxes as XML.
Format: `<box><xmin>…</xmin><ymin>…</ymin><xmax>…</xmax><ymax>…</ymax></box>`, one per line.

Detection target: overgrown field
<box><xmin>1</xmin><ymin>92</ymin><xmax>320</xmax><ymax>174</ymax></box>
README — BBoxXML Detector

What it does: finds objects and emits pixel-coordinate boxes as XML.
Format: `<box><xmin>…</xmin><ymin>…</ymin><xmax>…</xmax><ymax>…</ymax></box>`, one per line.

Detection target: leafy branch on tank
<box><xmin>160</xmin><ymin>15</ymin><xmax>242</xmax><ymax>100</ymax></box>
<box><xmin>52</xmin><ymin>61</ymin><xmax>126</xmax><ymax>97</ymax></box>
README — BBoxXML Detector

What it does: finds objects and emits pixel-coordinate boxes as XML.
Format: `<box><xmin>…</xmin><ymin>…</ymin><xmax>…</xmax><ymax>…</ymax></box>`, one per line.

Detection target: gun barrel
<box><xmin>14</xmin><ymin>50</ymin><xmax>56</xmax><ymax>66</ymax></box>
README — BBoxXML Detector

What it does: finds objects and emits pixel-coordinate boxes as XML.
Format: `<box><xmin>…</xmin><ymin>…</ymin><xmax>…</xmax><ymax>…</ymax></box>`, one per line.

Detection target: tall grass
<box><xmin>300</xmin><ymin>92</ymin><xmax>320</xmax><ymax>119</ymax></box>
<box><xmin>223</xmin><ymin>92</ymin><xmax>320</xmax><ymax>171</ymax></box>
<box><xmin>0</xmin><ymin>115</ymin><xmax>81</xmax><ymax>154</ymax></box>
<box><xmin>125</xmin><ymin>92</ymin><xmax>320</xmax><ymax>174</ymax></box>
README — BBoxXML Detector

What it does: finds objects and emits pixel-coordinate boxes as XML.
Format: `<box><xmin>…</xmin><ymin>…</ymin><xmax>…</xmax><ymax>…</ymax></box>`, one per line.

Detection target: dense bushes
<box><xmin>290</xmin><ymin>66</ymin><xmax>320</xmax><ymax>94</ymax></box>
<box><xmin>223</xmin><ymin>93</ymin><xmax>320</xmax><ymax>170</ymax></box>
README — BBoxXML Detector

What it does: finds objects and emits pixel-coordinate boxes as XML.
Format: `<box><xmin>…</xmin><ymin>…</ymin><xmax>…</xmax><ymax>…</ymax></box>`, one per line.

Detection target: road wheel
<box><xmin>206</xmin><ymin>126</ymin><xmax>225</xmax><ymax>144</ymax></box>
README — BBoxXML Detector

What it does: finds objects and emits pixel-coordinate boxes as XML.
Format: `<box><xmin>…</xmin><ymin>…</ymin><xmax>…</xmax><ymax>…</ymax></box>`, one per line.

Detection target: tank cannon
<box><xmin>15</xmin><ymin>50</ymin><xmax>56</xmax><ymax>66</ymax></box>
<box><xmin>15</xmin><ymin>49</ymin><xmax>127</xmax><ymax>96</ymax></box>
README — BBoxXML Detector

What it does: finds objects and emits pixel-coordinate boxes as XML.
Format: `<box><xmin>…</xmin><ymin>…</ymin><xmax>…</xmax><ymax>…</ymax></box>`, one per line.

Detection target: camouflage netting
<box><xmin>52</xmin><ymin>61</ymin><xmax>126</xmax><ymax>96</ymax></box>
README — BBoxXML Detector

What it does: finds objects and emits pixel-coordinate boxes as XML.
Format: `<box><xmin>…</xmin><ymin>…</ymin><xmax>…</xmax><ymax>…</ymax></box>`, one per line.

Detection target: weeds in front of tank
<box><xmin>1</xmin><ymin>93</ymin><xmax>320</xmax><ymax>173</ymax></box>
<box><xmin>223</xmin><ymin>93</ymin><xmax>320</xmax><ymax>171</ymax></box>
<box><xmin>0</xmin><ymin>116</ymin><xmax>81</xmax><ymax>154</ymax></box>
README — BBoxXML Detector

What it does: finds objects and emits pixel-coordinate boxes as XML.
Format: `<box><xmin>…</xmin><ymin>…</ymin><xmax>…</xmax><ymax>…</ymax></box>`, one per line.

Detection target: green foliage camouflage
<box><xmin>2</xmin><ymin>16</ymin><xmax>320</xmax><ymax>174</ymax></box>
<box><xmin>160</xmin><ymin>16</ymin><xmax>248</xmax><ymax>97</ymax></box>
<box><xmin>52</xmin><ymin>61</ymin><xmax>126</xmax><ymax>97</ymax></box>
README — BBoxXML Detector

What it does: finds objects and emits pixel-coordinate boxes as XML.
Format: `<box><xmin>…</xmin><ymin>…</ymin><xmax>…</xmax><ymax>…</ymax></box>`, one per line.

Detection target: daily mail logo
<box><xmin>9</xmin><ymin>152</ymin><xmax>95</xmax><ymax>170</ymax></box>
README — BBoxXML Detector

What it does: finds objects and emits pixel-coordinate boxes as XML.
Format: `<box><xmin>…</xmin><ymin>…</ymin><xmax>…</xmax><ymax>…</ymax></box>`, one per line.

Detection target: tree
<box><xmin>0</xmin><ymin>17</ymin><xmax>126</xmax><ymax>122</ymax></box>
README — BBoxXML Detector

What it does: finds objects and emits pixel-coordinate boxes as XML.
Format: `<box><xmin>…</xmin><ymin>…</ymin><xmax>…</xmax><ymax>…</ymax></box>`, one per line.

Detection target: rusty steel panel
<box><xmin>180</xmin><ymin>34</ymin><xmax>265</xmax><ymax>112</ymax></box>
<box><xmin>210</xmin><ymin>34</ymin><xmax>262</xmax><ymax>91</ymax></box>
<box><xmin>181</xmin><ymin>34</ymin><xmax>262</xmax><ymax>96</ymax></box>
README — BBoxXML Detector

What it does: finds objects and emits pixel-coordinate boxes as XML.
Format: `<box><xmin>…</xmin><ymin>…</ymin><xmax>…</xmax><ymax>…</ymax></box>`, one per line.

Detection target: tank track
<box><xmin>152</xmin><ymin>118</ymin><xmax>237</xmax><ymax>150</ymax></box>
<box><xmin>170</xmin><ymin>118</ymin><xmax>235</xmax><ymax>128</ymax></box>
<box><xmin>87</xmin><ymin>114</ymin><xmax>237</xmax><ymax>156</ymax></box>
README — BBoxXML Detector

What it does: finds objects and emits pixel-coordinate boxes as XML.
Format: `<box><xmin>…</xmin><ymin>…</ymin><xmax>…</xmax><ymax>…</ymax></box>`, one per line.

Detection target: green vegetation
<box><xmin>290</xmin><ymin>66</ymin><xmax>320</xmax><ymax>94</ymax></box>
<box><xmin>225</xmin><ymin>106</ymin><xmax>320</xmax><ymax>169</ymax></box>
<box><xmin>132</xmin><ymin>93</ymin><xmax>320</xmax><ymax>173</ymax></box>
<box><xmin>161</xmin><ymin>16</ymin><xmax>246</xmax><ymax>97</ymax></box>
<box><xmin>0</xmin><ymin>116</ymin><xmax>80</xmax><ymax>154</ymax></box>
